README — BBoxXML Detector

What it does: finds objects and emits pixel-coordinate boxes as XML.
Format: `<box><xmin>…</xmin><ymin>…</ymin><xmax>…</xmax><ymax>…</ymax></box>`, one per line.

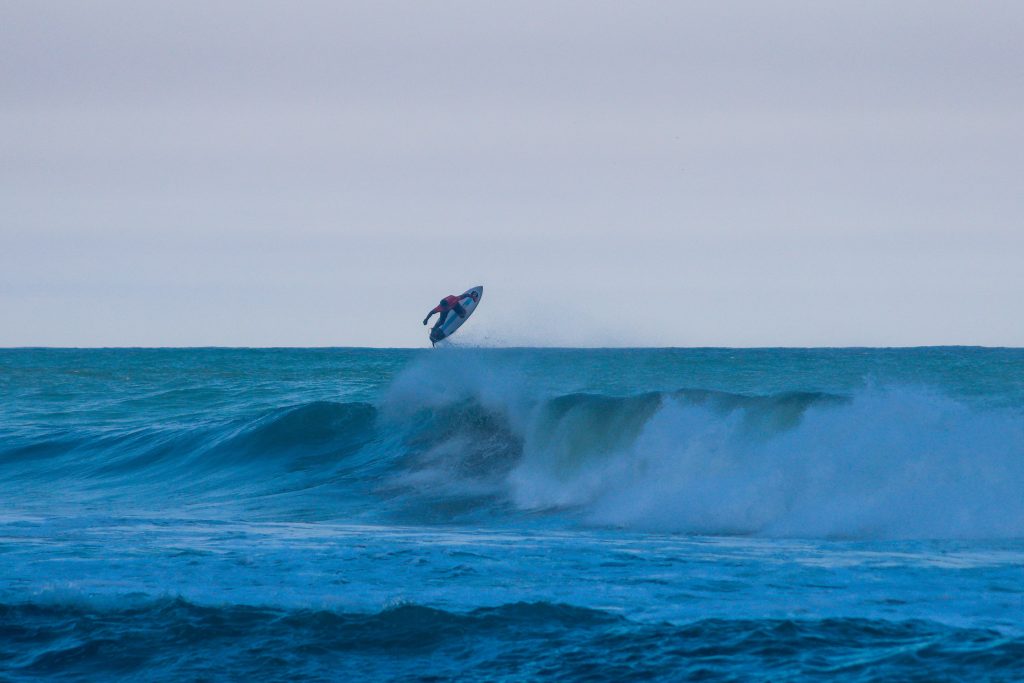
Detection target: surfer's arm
<box><xmin>423</xmin><ymin>307</ymin><xmax>440</xmax><ymax>325</ymax></box>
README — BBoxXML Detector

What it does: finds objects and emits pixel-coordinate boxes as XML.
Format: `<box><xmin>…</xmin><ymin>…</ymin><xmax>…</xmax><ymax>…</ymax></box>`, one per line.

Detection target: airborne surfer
<box><xmin>423</xmin><ymin>294</ymin><xmax>468</xmax><ymax>333</ymax></box>
<box><xmin>422</xmin><ymin>288</ymin><xmax>483</xmax><ymax>345</ymax></box>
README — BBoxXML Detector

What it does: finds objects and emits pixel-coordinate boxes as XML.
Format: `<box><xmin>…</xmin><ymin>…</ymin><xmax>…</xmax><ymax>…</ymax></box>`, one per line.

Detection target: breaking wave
<box><xmin>3</xmin><ymin>356</ymin><xmax>1024</xmax><ymax>539</ymax></box>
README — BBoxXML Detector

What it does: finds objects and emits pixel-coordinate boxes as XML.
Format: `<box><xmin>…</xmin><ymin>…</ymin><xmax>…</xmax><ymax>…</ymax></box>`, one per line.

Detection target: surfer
<box><xmin>423</xmin><ymin>294</ymin><xmax>469</xmax><ymax>336</ymax></box>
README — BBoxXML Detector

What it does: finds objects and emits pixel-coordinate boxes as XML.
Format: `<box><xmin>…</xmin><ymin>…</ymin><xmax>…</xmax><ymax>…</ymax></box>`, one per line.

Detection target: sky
<box><xmin>2</xmin><ymin>0</ymin><xmax>1022</xmax><ymax>347</ymax></box>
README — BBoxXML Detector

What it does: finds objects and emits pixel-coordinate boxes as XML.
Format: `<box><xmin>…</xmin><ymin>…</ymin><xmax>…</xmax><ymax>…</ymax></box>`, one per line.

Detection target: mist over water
<box><xmin>2</xmin><ymin>347</ymin><xmax>1023</xmax><ymax>680</ymax></box>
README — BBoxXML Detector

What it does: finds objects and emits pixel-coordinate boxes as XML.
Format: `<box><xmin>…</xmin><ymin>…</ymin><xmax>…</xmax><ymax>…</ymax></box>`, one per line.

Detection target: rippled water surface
<box><xmin>2</xmin><ymin>348</ymin><xmax>1023</xmax><ymax>680</ymax></box>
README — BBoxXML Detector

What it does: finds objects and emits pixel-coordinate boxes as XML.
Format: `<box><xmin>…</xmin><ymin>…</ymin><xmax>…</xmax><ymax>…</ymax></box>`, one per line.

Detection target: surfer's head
<box><xmin>439</xmin><ymin>299</ymin><xmax>448</xmax><ymax>308</ymax></box>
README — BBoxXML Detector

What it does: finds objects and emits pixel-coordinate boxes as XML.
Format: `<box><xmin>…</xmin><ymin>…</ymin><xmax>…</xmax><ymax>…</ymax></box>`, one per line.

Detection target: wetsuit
<box><xmin>424</xmin><ymin>295</ymin><xmax>467</xmax><ymax>334</ymax></box>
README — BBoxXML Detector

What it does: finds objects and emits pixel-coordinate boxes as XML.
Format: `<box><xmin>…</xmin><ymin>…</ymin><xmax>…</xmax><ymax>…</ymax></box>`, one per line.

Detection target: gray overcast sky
<box><xmin>2</xmin><ymin>1</ymin><xmax>1022</xmax><ymax>347</ymax></box>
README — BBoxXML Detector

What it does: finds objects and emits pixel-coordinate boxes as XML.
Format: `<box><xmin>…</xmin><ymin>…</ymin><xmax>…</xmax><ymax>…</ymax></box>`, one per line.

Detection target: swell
<box><xmin>3</xmin><ymin>379</ymin><xmax>1024</xmax><ymax>539</ymax></box>
<box><xmin>0</xmin><ymin>388</ymin><xmax>838</xmax><ymax>511</ymax></box>
<box><xmin>0</xmin><ymin>401</ymin><xmax>384</xmax><ymax>516</ymax></box>
<box><xmin>2</xmin><ymin>598</ymin><xmax>1021</xmax><ymax>681</ymax></box>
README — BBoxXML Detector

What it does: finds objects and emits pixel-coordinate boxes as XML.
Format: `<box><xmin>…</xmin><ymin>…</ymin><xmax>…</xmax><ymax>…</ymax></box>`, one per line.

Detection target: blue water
<box><xmin>2</xmin><ymin>347</ymin><xmax>1023</xmax><ymax>680</ymax></box>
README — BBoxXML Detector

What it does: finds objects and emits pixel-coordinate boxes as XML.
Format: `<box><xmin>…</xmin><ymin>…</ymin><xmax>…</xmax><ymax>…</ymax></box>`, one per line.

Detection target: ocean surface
<box><xmin>2</xmin><ymin>347</ymin><xmax>1023</xmax><ymax>681</ymax></box>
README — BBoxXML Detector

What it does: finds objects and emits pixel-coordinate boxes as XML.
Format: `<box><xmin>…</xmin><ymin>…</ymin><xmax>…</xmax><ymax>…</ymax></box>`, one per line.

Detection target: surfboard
<box><xmin>430</xmin><ymin>286</ymin><xmax>483</xmax><ymax>345</ymax></box>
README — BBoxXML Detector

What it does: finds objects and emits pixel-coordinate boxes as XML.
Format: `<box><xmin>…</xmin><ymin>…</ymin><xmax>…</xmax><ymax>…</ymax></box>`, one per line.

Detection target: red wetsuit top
<box><xmin>429</xmin><ymin>295</ymin><xmax>464</xmax><ymax>315</ymax></box>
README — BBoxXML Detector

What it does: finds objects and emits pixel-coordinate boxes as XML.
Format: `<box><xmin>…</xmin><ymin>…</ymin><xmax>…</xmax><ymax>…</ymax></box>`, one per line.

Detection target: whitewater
<box><xmin>2</xmin><ymin>347</ymin><xmax>1023</xmax><ymax>680</ymax></box>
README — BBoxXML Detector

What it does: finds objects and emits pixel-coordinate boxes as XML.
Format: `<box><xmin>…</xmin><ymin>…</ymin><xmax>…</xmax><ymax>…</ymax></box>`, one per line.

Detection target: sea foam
<box><xmin>386</xmin><ymin>354</ymin><xmax>1024</xmax><ymax>539</ymax></box>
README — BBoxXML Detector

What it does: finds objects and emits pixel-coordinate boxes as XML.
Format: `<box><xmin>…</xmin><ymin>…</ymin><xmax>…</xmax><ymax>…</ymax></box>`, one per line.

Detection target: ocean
<box><xmin>1</xmin><ymin>347</ymin><xmax>1023</xmax><ymax>680</ymax></box>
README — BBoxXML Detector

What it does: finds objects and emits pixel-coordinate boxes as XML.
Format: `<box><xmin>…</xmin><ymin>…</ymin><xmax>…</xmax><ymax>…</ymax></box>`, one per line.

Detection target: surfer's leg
<box><xmin>432</xmin><ymin>310</ymin><xmax>449</xmax><ymax>334</ymax></box>
<box><xmin>453</xmin><ymin>303</ymin><xmax>467</xmax><ymax>318</ymax></box>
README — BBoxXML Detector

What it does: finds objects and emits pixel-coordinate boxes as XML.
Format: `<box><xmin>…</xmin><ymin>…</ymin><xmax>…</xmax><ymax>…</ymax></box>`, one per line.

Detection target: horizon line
<box><xmin>1</xmin><ymin>345</ymin><xmax>1020</xmax><ymax>351</ymax></box>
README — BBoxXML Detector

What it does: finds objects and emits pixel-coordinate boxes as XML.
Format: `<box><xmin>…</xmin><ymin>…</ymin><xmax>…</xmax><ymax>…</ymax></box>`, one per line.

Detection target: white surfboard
<box><xmin>430</xmin><ymin>286</ymin><xmax>483</xmax><ymax>345</ymax></box>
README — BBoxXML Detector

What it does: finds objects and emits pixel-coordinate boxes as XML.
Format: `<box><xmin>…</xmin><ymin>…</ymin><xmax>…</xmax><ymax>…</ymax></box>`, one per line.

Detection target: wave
<box><xmin>508</xmin><ymin>385</ymin><xmax>1024</xmax><ymax>539</ymax></box>
<box><xmin>378</xmin><ymin>356</ymin><xmax>1024</xmax><ymax>538</ymax></box>
<box><xmin>3</xmin><ymin>355</ymin><xmax>1024</xmax><ymax>539</ymax></box>
<box><xmin>3</xmin><ymin>597</ymin><xmax>1021</xmax><ymax>681</ymax></box>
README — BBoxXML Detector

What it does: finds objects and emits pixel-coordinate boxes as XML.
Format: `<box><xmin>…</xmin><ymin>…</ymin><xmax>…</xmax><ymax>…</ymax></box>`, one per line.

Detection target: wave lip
<box><xmin>3</xmin><ymin>598</ymin><xmax>1022</xmax><ymax>681</ymax></box>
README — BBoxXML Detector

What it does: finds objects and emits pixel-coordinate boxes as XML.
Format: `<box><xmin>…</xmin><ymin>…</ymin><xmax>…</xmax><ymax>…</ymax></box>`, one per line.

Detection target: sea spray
<box><xmin>510</xmin><ymin>385</ymin><xmax>1024</xmax><ymax>538</ymax></box>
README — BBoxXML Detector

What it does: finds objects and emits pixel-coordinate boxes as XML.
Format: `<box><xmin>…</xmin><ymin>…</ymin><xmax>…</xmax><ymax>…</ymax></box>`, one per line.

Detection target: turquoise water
<box><xmin>2</xmin><ymin>348</ymin><xmax>1023</xmax><ymax>680</ymax></box>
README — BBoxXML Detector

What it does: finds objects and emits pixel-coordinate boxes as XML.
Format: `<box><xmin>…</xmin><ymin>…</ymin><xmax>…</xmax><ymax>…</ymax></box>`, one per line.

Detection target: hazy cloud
<box><xmin>3</xmin><ymin>1</ymin><xmax>1023</xmax><ymax>346</ymax></box>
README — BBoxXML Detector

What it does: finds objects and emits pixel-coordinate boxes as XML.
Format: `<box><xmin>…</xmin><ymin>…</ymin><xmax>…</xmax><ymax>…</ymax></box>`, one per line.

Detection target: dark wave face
<box><xmin>4</xmin><ymin>598</ymin><xmax>1022</xmax><ymax>682</ymax></box>
<box><xmin>2</xmin><ymin>348</ymin><xmax>1024</xmax><ymax>681</ymax></box>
